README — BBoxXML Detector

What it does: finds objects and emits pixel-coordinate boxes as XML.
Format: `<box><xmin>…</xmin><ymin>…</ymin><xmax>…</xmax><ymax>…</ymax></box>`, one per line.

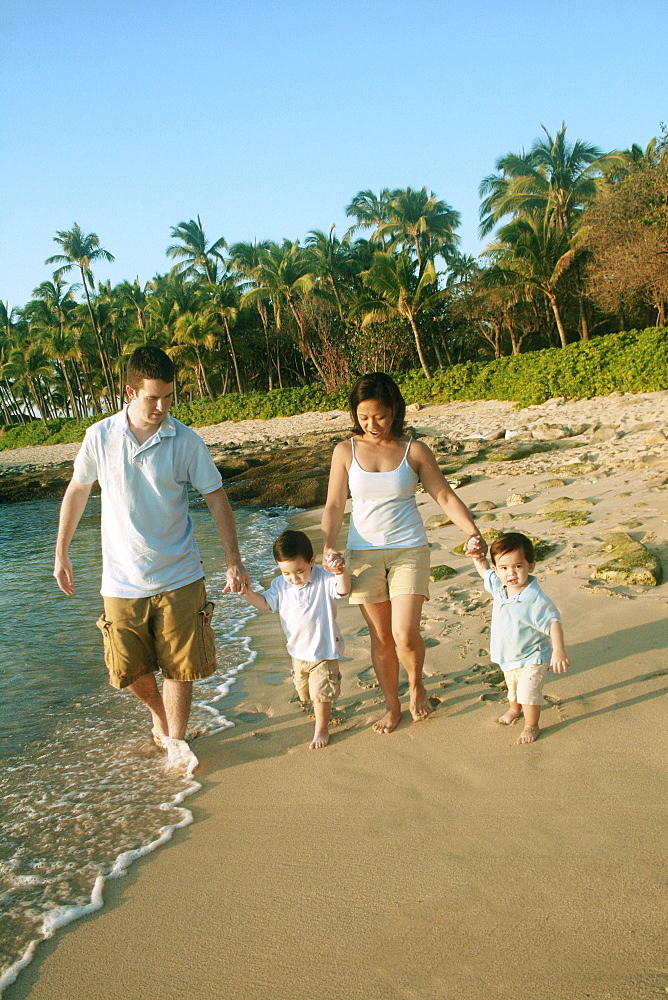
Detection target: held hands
<box><xmin>222</xmin><ymin>562</ymin><xmax>251</xmax><ymax>594</ymax></box>
<box><xmin>463</xmin><ymin>533</ymin><xmax>487</xmax><ymax>558</ymax></box>
<box><xmin>323</xmin><ymin>546</ymin><xmax>345</xmax><ymax>573</ymax></box>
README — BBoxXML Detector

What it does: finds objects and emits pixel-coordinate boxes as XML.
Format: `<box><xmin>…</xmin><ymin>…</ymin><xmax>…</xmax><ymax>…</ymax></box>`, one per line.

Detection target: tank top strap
<box><xmin>403</xmin><ymin>437</ymin><xmax>413</xmax><ymax>460</ymax></box>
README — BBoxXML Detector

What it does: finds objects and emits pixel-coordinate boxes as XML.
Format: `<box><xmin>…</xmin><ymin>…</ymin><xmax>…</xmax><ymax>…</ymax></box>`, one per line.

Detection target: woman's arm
<box><xmin>321</xmin><ymin>440</ymin><xmax>351</xmax><ymax>569</ymax></box>
<box><xmin>411</xmin><ymin>441</ymin><xmax>487</xmax><ymax>555</ymax></box>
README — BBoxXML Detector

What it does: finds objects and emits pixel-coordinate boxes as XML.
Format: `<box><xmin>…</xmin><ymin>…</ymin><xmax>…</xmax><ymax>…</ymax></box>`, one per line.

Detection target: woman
<box><xmin>322</xmin><ymin>373</ymin><xmax>486</xmax><ymax>734</ymax></box>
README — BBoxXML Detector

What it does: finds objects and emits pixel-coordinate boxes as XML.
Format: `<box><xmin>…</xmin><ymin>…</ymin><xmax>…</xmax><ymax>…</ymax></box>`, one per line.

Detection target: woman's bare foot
<box><xmin>372</xmin><ymin>706</ymin><xmax>402</xmax><ymax>734</ymax></box>
<box><xmin>517</xmin><ymin>725</ymin><xmax>540</xmax><ymax>744</ymax></box>
<box><xmin>309</xmin><ymin>728</ymin><xmax>330</xmax><ymax>749</ymax></box>
<box><xmin>409</xmin><ymin>682</ymin><xmax>433</xmax><ymax>722</ymax></box>
<box><xmin>497</xmin><ymin>708</ymin><xmax>522</xmax><ymax>726</ymax></box>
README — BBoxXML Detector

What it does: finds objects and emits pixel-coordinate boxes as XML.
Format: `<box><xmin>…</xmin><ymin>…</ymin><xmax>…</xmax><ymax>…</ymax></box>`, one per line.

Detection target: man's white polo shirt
<box><xmin>73</xmin><ymin>407</ymin><xmax>223</xmax><ymax>598</ymax></box>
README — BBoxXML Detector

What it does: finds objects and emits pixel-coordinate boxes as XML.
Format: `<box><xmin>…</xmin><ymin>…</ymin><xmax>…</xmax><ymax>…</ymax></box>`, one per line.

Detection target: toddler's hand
<box><xmin>323</xmin><ymin>547</ymin><xmax>344</xmax><ymax>572</ymax></box>
<box><xmin>464</xmin><ymin>533</ymin><xmax>486</xmax><ymax>557</ymax></box>
<box><xmin>551</xmin><ymin>652</ymin><xmax>570</xmax><ymax>673</ymax></box>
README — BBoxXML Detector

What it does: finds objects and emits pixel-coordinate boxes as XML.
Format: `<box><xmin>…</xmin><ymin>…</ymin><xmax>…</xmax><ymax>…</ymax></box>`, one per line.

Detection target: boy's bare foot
<box><xmin>309</xmin><ymin>728</ymin><xmax>330</xmax><ymax>749</ymax></box>
<box><xmin>497</xmin><ymin>708</ymin><xmax>522</xmax><ymax>725</ymax></box>
<box><xmin>372</xmin><ymin>707</ymin><xmax>402</xmax><ymax>734</ymax></box>
<box><xmin>409</xmin><ymin>683</ymin><xmax>433</xmax><ymax>722</ymax></box>
<box><xmin>517</xmin><ymin>725</ymin><xmax>540</xmax><ymax>744</ymax></box>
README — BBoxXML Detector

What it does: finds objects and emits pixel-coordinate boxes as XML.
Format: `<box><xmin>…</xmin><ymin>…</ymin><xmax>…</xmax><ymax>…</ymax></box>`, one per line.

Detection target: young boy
<box><xmin>238</xmin><ymin>529</ymin><xmax>351</xmax><ymax>749</ymax></box>
<box><xmin>470</xmin><ymin>532</ymin><xmax>569</xmax><ymax>744</ymax></box>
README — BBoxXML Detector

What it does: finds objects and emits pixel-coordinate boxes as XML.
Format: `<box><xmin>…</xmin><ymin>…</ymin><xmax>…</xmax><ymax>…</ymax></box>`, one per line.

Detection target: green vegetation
<box><xmin>2</xmin><ymin>325</ymin><xmax>666</xmax><ymax>452</ymax></box>
<box><xmin>594</xmin><ymin>532</ymin><xmax>663</xmax><ymax>586</ymax></box>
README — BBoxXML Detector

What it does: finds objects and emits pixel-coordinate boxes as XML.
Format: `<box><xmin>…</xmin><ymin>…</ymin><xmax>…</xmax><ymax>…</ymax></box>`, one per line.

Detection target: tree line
<box><xmin>1</xmin><ymin>123</ymin><xmax>667</xmax><ymax>427</ymax></box>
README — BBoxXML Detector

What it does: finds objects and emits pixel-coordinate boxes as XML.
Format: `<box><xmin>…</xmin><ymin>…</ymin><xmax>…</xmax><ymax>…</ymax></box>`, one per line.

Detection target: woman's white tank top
<box><xmin>347</xmin><ymin>437</ymin><xmax>428</xmax><ymax>550</ymax></box>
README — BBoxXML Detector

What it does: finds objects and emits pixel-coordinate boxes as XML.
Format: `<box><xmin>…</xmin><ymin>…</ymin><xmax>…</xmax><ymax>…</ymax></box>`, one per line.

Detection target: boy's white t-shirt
<box><xmin>263</xmin><ymin>564</ymin><xmax>345</xmax><ymax>662</ymax></box>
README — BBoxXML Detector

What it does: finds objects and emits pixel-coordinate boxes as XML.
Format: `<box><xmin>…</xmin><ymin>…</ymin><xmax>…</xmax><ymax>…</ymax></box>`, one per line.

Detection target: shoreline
<box><xmin>3</xmin><ymin>393</ymin><xmax>668</xmax><ymax>999</ymax></box>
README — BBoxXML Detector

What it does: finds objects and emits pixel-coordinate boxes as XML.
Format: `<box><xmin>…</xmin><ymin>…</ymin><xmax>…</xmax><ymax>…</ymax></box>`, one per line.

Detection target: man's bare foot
<box><xmin>409</xmin><ymin>683</ymin><xmax>433</xmax><ymax>722</ymax></box>
<box><xmin>309</xmin><ymin>728</ymin><xmax>330</xmax><ymax>749</ymax></box>
<box><xmin>497</xmin><ymin>708</ymin><xmax>522</xmax><ymax>726</ymax></box>
<box><xmin>372</xmin><ymin>707</ymin><xmax>402</xmax><ymax>734</ymax></box>
<box><xmin>517</xmin><ymin>726</ymin><xmax>540</xmax><ymax>744</ymax></box>
<box><xmin>151</xmin><ymin>726</ymin><xmax>169</xmax><ymax>749</ymax></box>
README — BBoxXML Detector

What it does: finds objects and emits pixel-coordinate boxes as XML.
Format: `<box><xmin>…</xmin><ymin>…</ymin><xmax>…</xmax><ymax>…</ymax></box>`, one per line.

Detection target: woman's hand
<box><xmin>323</xmin><ymin>546</ymin><xmax>345</xmax><ymax>572</ymax></box>
<box><xmin>463</xmin><ymin>533</ymin><xmax>487</xmax><ymax>557</ymax></box>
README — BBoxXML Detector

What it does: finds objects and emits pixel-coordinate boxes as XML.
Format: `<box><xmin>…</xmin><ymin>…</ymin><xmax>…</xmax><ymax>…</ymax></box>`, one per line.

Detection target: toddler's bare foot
<box><xmin>409</xmin><ymin>683</ymin><xmax>433</xmax><ymax>722</ymax></box>
<box><xmin>517</xmin><ymin>725</ymin><xmax>540</xmax><ymax>744</ymax></box>
<box><xmin>372</xmin><ymin>706</ymin><xmax>402</xmax><ymax>734</ymax></box>
<box><xmin>309</xmin><ymin>728</ymin><xmax>330</xmax><ymax>749</ymax></box>
<box><xmin>497</xmin><ymin>708</ymin><xmax>522</xmax><ymax>726</ymax></box>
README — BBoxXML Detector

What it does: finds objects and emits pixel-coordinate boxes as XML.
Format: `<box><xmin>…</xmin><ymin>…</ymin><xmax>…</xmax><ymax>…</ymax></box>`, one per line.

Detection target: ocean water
<box><xmin>0</xmin><ymin>492</ymin><xmax>290</xmax><ymax>993</ymax></box>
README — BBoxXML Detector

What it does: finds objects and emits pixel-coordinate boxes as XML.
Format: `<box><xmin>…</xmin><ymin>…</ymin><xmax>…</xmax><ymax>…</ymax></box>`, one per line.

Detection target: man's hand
<box><xmin>54</xmin><ymin>554</ymin><xmax>75</xmax><ymax>596</ymax></box>
<box><xmin>223</xmin><ymin>562</ymin><xmax>251</xmax><ymax>594</ymax></box>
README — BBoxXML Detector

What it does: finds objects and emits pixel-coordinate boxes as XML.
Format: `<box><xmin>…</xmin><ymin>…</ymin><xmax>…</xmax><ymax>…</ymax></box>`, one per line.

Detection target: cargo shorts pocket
<box><xmin>96</xmin><ymin>614</ymin><xmax>117</xmax><ymax>676</ymax></box>
<box><xmin>197</xmin><ymin>601</ymin><xmax>216</xmax><ymax>670</ymax></box>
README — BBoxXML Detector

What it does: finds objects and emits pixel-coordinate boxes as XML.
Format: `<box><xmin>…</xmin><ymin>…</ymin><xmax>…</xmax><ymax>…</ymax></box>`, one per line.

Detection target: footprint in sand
<box><xmin>356</xmin><ymin>665</ymin><xmax>378</xmax><ymax>690</ymax></box>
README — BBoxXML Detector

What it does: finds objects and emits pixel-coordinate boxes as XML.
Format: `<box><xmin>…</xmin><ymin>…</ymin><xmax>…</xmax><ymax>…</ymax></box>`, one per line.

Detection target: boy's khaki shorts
<box><xmin>503</xmin><ymin>662</ymin><xmax>549</xmax><ymax>706</ymax></box>
<box><xmin>291</xmin><ymin>658</ymin><xmax>341</xmax><ymax>703</ymax></box>
<box><xmin>96</xmin><ymin>578</ymin><xmax>216</xmax><ymax>689</ymax></box>
<box><xmin>347</xmin><ymin>544</ymin><xmax>430</xmax><ymax>605</ymax></box>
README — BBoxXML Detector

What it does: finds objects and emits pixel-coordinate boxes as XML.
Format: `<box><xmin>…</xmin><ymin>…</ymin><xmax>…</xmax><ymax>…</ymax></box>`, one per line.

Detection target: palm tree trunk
<box><xmin>221</xmin><ymin>315</ymin><xmax>243</xmax><ymax>394</ymax></box>
<box><xmin>257</xmin><ymin>301</ymin><xmax>273</xmax><ymax>390</ymax></box>
<box><xmin>79</xmin><ymin>267</ymin><xmax>116</xmax><ymax>403</ymax></box>
<box><xmin>578</xmin><ymin>293</ymin><xmax>590</xmax><ymax>341</ymax></box>
<box><xmin>547</xmin><ymin>292</ymin><xmax>569</xmax><ymax>348</ymax></box>
<box><xmin>408</xmin><ymin>315</ymin><xmax>432</xmax><ymax>378</ymax></box>
<box><xmin>289</xmin><ymin>302</ymin><xmax>326</xmax><ymax>381</ymax></box>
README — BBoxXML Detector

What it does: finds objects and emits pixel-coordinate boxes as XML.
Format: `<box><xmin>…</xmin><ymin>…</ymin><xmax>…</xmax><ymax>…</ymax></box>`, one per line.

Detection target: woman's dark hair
<box><xmin>273</xmin><ymin>529</ymin><xmax>314</xmax><ymax>563</ymax></box>
<box><xmin>489</xmin><ymin>532</ymin><xmax>535</xmax><ymax>565</ymax></box>
<box><xmin>348</xmin><ymin>372</ymin><xmax>405</xmax><ymax>438</ymax></box>
<box><xmin>126</xmin><ymin>345</ymin><xmax>175</xmax><ymax>390</ymax></box>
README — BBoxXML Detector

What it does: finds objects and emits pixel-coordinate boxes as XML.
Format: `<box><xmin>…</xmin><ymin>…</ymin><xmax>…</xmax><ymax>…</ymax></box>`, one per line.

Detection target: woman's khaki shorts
<box><xmin>291</xmin><ymin>658</ymin><xmax>341</xmax><ymax>703</ymax></box>
<box><xmin>347</xmin><ymin>544</ymin><xmax>430</xmax><ymax>605</ymax></box>
<box><xmin>96</xmin><ymin>578</ymin><xmax>216</xmax><ymax>689</ymax></box>
<box><xmin>503</xmin><ymin>662</ymin><xmax>549</xmax><ymax>706</ymax></box>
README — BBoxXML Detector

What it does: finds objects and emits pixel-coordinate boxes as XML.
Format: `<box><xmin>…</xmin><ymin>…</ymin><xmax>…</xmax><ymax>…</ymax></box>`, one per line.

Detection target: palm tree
<box><xmin>483</xmin><ymin>215</ymin><xmax>585</xmax><ymax>348</ymax></box>
<box><xmin>45</xmin><ymin>223</ymin><xmax>116</xmax><ymax>403</ymax></box>
<box><xmin>305</xmin><ymin>227</ymin><xmax>351</xmax><ymax>320</ymax></box>
<box><xmin>240</xmin><ymin>241</ymin><xmax>325</xmax><ymax>381</ymax></box>
<box><xmin>345</xmin><ymin>188</ymin><xmax>393</xmax><ymax>243</ymax></box>
<box><xmin>206</xmin><ymin>277</ymin><xmax>242</xmax><ymax>394</ymax></box>
<box><xmin>353</xmin><ymin>250</ymin><xmax>447</xmax><ymax>378</ymax></box>
<box><xmin>31</xmin><ymin>279</ymin><xmax>82</xmax><ymax>417</ymax></box>
<box><xmin>166</xmin><ymin>216</ymin><xmax>227</xmax><ymax>283</ymax></box>
<box><xmin>375</xmin><ymin>187</ymin><xmax>461</xmax><ymax>277</ymax></box>
<box><xmin>172</xmin><ymin>312</ymin><xmax>219</xmax><ymax>399</ymax></box>
<box><xmin>479</xmin><ymin>123</ymin><xmax>621</xmax><ymax>237</ymax></box>
<box><xmin>228</xmin><ymin>240</ymin><xmax>274</xmax><ymax>389</ymax></box>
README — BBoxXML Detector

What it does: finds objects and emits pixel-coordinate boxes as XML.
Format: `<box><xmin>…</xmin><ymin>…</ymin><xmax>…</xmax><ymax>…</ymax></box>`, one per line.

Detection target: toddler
<box><xmin>470</xmin><ymin>532</ymin><xmax>569</xmax><ymax>744</ymax></box>
<box><xmin>239</xmin><ymin>529</ymin><xmax>351</xmax><ymax>749</ymax></box>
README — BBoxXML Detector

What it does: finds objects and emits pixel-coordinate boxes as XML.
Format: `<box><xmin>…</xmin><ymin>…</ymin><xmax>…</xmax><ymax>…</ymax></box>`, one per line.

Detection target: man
<box><xmin>54</xmin><ymin>345</ymin><xmax>249</xmax><ymax>773</ymax></box>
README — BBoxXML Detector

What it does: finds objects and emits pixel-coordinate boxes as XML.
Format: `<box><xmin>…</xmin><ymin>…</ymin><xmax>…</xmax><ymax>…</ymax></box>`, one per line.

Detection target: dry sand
<box><xmin>4</xmin><ymin>391</ymin><xmax>668</xmax><ymax>1000</ymax></box>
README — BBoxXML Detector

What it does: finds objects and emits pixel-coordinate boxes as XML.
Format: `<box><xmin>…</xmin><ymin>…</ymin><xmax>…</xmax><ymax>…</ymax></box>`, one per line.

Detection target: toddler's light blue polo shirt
<box><xmin>73</xmin><ymin>407</ymin><xmax>223</xmax><ymax>598</ymax></box>
<box><xmin>484</xmin><ymin>568</ymin><xmax>561</xmax><ymax>670</ymax></box>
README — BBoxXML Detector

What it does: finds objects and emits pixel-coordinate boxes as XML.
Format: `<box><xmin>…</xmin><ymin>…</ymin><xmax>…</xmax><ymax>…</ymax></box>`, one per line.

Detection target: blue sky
<box><xmin>1</xmin><ymin>0</ymin><xmax>666</xmax><ymax>308</ymax></box>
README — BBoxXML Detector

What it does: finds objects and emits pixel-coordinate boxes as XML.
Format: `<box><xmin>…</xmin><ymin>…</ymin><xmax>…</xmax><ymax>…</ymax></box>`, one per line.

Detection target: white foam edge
<box><xmin>0</xmin><ymin>780</ymin><xmax>200</xmax><ymax>996</ymax></box>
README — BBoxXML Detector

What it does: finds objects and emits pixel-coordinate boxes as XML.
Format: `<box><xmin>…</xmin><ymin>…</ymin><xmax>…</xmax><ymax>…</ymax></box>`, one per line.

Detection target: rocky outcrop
<box><xmin>593</xmin><ymin>532</ymin><xmax>662</xmax><ymax>586</ymax></box>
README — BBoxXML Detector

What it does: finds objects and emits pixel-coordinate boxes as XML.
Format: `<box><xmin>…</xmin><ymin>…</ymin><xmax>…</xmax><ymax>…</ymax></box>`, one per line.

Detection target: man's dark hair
<box><xmin>273</xmin><ymin>529</ymin><xmax>314</xmax><ymax>563</ymax></box>
<box><xmin>126</xmin><ymin>345</ymin><xmax>175</xmax><ymax>390</ymax></box>
<box><xmin>489</xmin><ymin>532</ymin><xmax>536</xmax><ymax>565</ymax></box>
<box><xmin>349</xmin><ymin>372</ymin><xmax>406</xmax><ymax>439</ymax></box>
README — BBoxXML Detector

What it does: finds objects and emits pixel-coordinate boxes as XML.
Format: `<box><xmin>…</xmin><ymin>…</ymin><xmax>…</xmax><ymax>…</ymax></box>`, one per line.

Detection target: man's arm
<box><xmin>54</xmin><ymin>480</ymin><xmax>93</xmax><ymax>595</ymax></box>
<box><xmin>202</xmin><ymin>486</ymin><xmax>251</xmax><ymax>592</ymax></box>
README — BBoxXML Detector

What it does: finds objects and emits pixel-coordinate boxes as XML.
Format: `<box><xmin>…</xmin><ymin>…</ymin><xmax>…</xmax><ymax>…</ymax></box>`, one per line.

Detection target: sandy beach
<box><xmin>3</xmin><ymin>391</ymin><xmax>668</xmax><ymax>999</ymax></box>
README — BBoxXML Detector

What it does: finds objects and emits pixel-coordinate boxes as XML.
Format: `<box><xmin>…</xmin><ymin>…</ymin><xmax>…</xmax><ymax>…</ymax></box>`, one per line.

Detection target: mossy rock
<box><xmin>552</xmin><ymin>462</ymin><xmax>598</xmax><ymax>476</ymax></box>
<box><xmin>593</xmin><ymin>532</ymin><xmax>662</xmax><ymax>586</ymax></box>
<box><xmin>541</xmin><ymin>478</ymin><xmax>567</xmax><ymax>488</ymax></box>
<box><xmin>538</xmin><ymin>496</ymin><xmax>595</xmax><ymax>513</ymax></box>
<box><xmin>471</xmin><ymin>500</ymin><xmax>497</xmax><ymax>511</ymax></box>
<box><xmin>486</xmin><ymin>441</ymin><xmax>557</xmax><ymax>462</ymax></box>
<box><xmin>430</xmin><ymin>564</ymin><xmax>458</xmax><ymax>582</ymax></box>
<box><xmin>424</xmin><ymin>514</ymin><xmax>453</xmax><ymax>529</ymax></box>
<box><xmin>542</xmin><ymin>511</ymin><xmax>592</xmax><ymax>527</ymax></box>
